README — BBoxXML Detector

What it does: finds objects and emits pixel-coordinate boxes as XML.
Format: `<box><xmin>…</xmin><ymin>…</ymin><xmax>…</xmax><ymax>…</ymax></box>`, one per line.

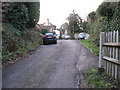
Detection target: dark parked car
<box><xmin>42</xmin><ymin>32</ymin><xmax>57</xmax><ymax>45</ymax></box>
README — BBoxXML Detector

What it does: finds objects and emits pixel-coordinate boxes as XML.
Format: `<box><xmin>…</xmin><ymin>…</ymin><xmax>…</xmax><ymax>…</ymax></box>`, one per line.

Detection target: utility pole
<box><xmin>73</xmin><ymin>10</ymin><xmax>75</xmax><ymax>39</ymax></box>
<box><xmin>72</xmin><ymin>25</ymin><xmax>74</xmax><ymax>39</ymax></box>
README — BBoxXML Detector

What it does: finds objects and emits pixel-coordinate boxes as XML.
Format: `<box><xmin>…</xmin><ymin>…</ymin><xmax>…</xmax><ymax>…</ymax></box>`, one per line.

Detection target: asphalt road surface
<box><xmin>3</xmin><ymin>40</ymin><xmax>82</xmax><ymax>88</ymax></box>
<box><xmin>3</xmin><ymin>40</ymin><xmax>98</xmax><ymax>88</ymax></box>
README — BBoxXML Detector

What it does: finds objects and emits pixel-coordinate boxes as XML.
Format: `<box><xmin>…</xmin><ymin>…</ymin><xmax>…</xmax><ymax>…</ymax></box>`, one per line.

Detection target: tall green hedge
<box><xmin>2</xmin><ymin>2</ymin><xmax>41</xmax><ymax>63</ymax></box>
<box><xmin>4</xmin><ymin>3</ymin><xmax>29</xmax><ymax>32</ymax></box>
<box><xmin>86</xmin><ymin>2</ymin><xmax>120</xmax><ymax>46</ymax></box>
<box><xmin>2</xmin><ymin>2</ymin><xmax>40</xmax><ymax>30</ymax></box>
<box><xmin>24</xmin><ymin>2</ymin><xmax>40</xmax><ymax>28</ymax></box>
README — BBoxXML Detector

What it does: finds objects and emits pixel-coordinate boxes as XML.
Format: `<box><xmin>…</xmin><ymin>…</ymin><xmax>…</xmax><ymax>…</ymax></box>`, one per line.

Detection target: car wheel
<box><xmin>43</xmin><ymin>41</ymin><xmax>46</xmax><ymax>45</ymax></box>
<box><xmin>55</xmin><ymin>41</ymin><xmax>57</xmax><ymax>44</ymax></box>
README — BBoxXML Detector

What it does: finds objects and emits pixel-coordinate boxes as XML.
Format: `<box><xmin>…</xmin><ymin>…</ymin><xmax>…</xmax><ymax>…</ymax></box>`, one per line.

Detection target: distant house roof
<box><xmin>38</xmin><ymin>23</ymin><xmax>56</xmax><ymax>32</ymax></box>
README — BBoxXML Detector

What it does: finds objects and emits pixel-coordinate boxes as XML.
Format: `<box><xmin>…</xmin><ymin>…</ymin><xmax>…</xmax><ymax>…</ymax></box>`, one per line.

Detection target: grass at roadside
<box><xmin>80</xmin><ymin>39</ymin><xmax>99</xmax><ymax>56</ymax></box>
<box><xmin>86</xmin><ymin>69</ymin><xmax>119</xmax><ymax>88</ymax></box>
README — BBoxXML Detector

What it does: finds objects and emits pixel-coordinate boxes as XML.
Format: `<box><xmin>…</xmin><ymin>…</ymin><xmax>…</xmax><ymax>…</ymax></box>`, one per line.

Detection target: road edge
<box><xmin>77</xmin><ymin>40</ymin><xmax>99</xmax><ymax>88</ymax></box>
<box><xmin>79</xmin><ymin>41</ymin><xmax>93</xmax><ymax>53</ymax></box>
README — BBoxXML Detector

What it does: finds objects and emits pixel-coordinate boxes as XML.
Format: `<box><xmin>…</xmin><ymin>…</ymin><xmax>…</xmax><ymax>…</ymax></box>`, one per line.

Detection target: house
<box><xmin>38</xmin><ymin>19</ymin><xmax>56</xmax><ymax>32</ymax></box>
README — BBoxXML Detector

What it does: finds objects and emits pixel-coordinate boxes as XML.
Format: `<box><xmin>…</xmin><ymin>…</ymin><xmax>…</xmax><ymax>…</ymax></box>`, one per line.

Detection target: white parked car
<box><xmin>65</xmin><ymin>35</ymin><xmax>70</xmax><ymax>39</ymax></box>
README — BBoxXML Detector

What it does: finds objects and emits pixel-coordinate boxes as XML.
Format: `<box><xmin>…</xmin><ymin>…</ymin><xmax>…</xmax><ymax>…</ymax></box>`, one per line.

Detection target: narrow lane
<box><xmin>3</xmin><ymin>40</ymin><xmax>81</xmax><ymax>88</ymax></box>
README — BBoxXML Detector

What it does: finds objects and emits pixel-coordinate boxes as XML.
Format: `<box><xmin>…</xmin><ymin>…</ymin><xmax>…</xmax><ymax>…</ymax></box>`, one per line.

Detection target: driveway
<box><xmin>3</xmin><ymin>40</ymin><xmax>98</xmax><ymax>88</ymax></box>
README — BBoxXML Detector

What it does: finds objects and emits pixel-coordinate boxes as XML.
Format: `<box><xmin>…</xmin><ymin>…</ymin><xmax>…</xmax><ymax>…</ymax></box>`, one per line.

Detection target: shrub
<box><xmin>41</xmin><ymin>28</ymin><xmax>49</xmax><ymax>35</ymax></box>
<box><xmin>2</xmin><ymin>23</ymin><xmax>42</xmax><ymax>62</ymax></box>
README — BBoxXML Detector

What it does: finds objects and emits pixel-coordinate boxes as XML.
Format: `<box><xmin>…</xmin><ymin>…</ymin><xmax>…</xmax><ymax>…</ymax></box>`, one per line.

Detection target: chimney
<box><xmin>47</xmin><ymin>19</ymin><xmax>50</xmax><ymax>26</ymax></box>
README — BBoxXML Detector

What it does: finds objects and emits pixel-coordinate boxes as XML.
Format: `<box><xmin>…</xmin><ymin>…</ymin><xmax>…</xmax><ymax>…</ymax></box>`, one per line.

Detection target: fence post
<box><xmin>116</xmin><ymin>30</ymin><xmax>119</xmax><ymax>59</ymax></box>
<box><xmin>99</xmin><ymin>32</ymin><xmax>104</xmax><ymax>68</ymax></box>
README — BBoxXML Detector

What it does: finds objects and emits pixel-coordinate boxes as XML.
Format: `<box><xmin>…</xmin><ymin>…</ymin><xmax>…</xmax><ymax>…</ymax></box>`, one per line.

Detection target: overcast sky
<box><xmin>38</xmin><ymin>0</ymin><xmax>104</xmax><ymax>28</ymax></box>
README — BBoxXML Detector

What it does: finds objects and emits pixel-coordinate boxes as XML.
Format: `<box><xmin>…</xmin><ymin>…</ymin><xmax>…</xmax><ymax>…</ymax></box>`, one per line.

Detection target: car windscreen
<box><xmin>45</xmin><ymin>33</ymin><xmax>54</xmax><ymax>35</ymax></box>
<box><xmin>79</xmin><ymin>33</ymin><xmax>86</xmax><ymax>36</ymax></box>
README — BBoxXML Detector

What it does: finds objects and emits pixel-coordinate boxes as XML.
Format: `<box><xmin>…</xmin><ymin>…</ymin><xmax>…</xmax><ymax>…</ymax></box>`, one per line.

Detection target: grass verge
<box><xmin>80</xmin><ymin>39</ymin><xmax>99</xmax><ymax>55</ymax></box>
<box><xmin>86</xmin><ymin>69</ymin><xmax>120</xmax><ymax>88</ymax></box>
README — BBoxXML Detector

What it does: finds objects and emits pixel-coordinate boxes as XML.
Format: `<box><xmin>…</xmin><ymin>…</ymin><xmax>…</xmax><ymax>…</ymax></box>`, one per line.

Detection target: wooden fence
<box><xmin>99</xmin><ymin>30</ymin><xmax>120</xmax><ymax>82</ymax></box>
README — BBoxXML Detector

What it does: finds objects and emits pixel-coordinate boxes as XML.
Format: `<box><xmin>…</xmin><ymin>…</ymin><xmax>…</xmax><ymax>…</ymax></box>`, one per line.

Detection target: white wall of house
<box><xmin>53</xmin><ymin>30</ymin><xmax>60</xmax><ymax>38</ymax></box>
